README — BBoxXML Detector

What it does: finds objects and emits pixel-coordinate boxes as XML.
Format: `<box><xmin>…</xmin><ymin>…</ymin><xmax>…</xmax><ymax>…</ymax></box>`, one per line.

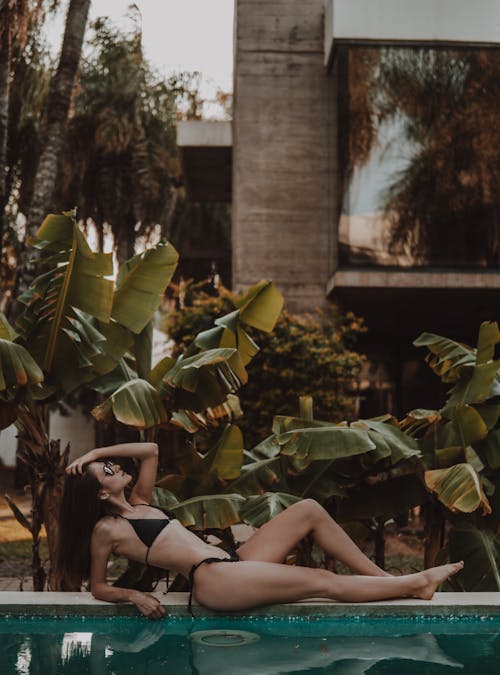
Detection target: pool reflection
<box><xmin>2</xmin><ymin>618</ymin><xmax>499</xmax><ymax>674</ymax></box>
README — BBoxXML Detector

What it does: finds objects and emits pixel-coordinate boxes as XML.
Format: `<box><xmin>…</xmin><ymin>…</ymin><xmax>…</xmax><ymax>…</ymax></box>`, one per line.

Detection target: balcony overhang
<box><xmin>177</xmin><ymin>121</ymin><xmax>232</xmax><ymax>202</ymax></box>
<box><xmin>324</xmin><ymin>0</ymin><xmax>500</xmax><ymax>66</ymax></box>
<box><xmin>327</xmin><ymin>269</ymin><xmax>500</xmax><ymax>338</ymax></box>
<box><xmin>327</xmin><ymin>269</ymin><xmax>500</xmax><ymax>295</ymax></box>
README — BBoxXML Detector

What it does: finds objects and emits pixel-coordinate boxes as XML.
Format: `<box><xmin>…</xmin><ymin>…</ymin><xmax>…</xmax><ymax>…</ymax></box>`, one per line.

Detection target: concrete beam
<box><xmin>177</xmin><ymin>121</ymin><xmax>232</xmax><ymax>148</ymax></box>
<box><xmin>327</xmin><ymin>269</ymin><xmax>500</xmax><ymax>295</ymax></box>
<box><xmin>325</xmin><ymin>0</ymin><xmax>500</xmax><ymax>65</ymax></box>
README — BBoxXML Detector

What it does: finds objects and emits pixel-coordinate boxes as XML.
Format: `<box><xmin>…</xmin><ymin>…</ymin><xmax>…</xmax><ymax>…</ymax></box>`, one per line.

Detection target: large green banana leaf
<box><xmin>92</xmin><ymin>378</ymin><xmax>168</xmax><ymax>428</ymax></box>
<box><xmin>416</xmin><ymin>322</ymin><xmax>500</xmax><ymax>409</ymax></box>
<box><xmin>400</xmin><ymin>409</ymin><xmax>441</xmax><ymax>437</ymax></box>
<box><xmin>351</xmin><ymin>418</ymin><xmax>420</xmax><ymax>464</ymax></box>
<box><xmin>0</xmin><ymin>311</ymin><xmax>43</xmax><ymax>393</ymax></box>
<box><xmin>0</xmin><ymin>311</ymin><xmax>44</xmax><ymax>429</ymax></box>
<box><xmin>201</xmin><ymin>424</ymin><xmax>244</xmax><ymax>481</ymax></box>
<box><xmin>413</xmin><ymin>332</ymin><xmax>476</xmax><ymax>382</ymax></box>
<box><xmin>88</xmin><ymin>359</ymin><xmax>136</xmax><ymax>395</ymax></box>
<box><xmin>15</xmin><ymin>212</ymin><xmax>114</xmax><ymax>394</ymax></box>
<box><xmin>272</xmin><ymin>415</ymin><xmax>338</xmax><ymax>435</ymax></box>
<box><xmin>156</xmin><ymin>424</ymin><xmax>245</xmax><ymax>498</ymax></box>
<box><xmin>286</xmin><ymin>460</ymin><xmax>347</xmax><ymax>500</ymax></box>
<box><xmin>111</xmin><ymin>243</ymin><xmax>178</xmax><ymax>334</ymax></box>
<box><xmin>425</xmin><ymin>463</ymin><xmax>492</xmax><ymax>515</ymax></box>
<box><xmin>193</xmin><ymin>310</ymin><xmax>259</xmax><ymax>366</ymax></box>
<box><xmin>224</xmin><ymin>454</ymin><xmax>280</xmax><ymax>496</ymax></box>
<box><xmin>233</xmin><ymin>280</ymin><xmax>284</xmax><ymax>332</ymax></box>
<box><xmin>448</xmin><ymin>522</ymin><xmax>500</xmax><ymax>591</ymax></box>
<box><xmin>91</xmin><ymin>347</ymin><xmax>246</xmax><ymax>430</ymax></box>
<box><xmin>170</xmin><ymin>395</ymin><xmax>242</xmax><ymax>432</ymax></box>
<box><xmin>0</xmin><ymin>312</ymin><xmax>18</xmax><ymax>341</ymax></box>
<box><xmin>91</xmin><ymin>320</ymin><xmax>134</xmax><ymax>376</ymax></box>
<box><xmin>240</xmin><ymin>492</ymin><xmax>301</xmax><ymax>528</ymax></box>
<box><xmin>151</xmin><ymin>488</ymin><xmax>244</xmax><ymax>529</ymax></box>
<box><xmin>189</xmin><ymin>281</ymin><xmax>283</xmax><ymax>366</ymax></box>
<box><xmin>163</xmin><ymin>348</ymin><xmax>247</xmax><ymax>411</ymax></box>
<box><xmin>277</xmin><ymin>427</ymin><xmax>376</xmax><ymax>466</ymax></box>
<box><xmin>0</xmin><ymin>340</ymin><xmax>44</xmax><ymax>394</ymax></box>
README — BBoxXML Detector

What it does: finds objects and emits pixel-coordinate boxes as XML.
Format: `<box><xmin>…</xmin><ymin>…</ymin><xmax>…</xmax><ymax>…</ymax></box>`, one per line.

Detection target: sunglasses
<box><xmin>103</xmin><ymin>460</ymin><xmax>116</xmax><ymax>477</ymax></box>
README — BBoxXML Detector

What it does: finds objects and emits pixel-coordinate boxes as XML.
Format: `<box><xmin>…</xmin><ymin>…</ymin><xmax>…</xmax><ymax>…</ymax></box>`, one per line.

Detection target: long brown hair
<box><xmin>56</xmin><ymin>469</ymin><xmax>107</xmax><ymax>591</ymax></box>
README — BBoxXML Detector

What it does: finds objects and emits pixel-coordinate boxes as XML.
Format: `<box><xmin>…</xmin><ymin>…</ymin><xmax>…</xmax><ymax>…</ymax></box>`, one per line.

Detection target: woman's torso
<box><xmin>100</xmin><ymin>505</ymin><xmax>231</xmax><ymax>578</ymax></box>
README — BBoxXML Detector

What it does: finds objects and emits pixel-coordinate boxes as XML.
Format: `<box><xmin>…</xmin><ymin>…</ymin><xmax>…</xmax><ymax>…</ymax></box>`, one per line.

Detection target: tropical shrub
<box><xmin>162</xmin><ymin>281</ymin><xmax>366</xmax><ymax>446</ymax></box>
<box><xmin>155</xmin><ymin>321</ymin><xmax>500</xmax><ymax>590</ymax></box>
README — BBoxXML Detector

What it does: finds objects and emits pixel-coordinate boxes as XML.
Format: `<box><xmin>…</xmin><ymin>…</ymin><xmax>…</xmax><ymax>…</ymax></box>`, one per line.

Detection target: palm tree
<box><xmin>57</xmin><ymin>17</ymin><xmax>181</xmax><ymax>264</ymax></box>
<box><xmin>0</xmin><ymin>0</ymin><xmax>44</xmax><ymax>243</ymax></box>
<box><xmin>26</xmin><ymin>0</ymin><xmax>90</xmax><ymax>232</ymax></box>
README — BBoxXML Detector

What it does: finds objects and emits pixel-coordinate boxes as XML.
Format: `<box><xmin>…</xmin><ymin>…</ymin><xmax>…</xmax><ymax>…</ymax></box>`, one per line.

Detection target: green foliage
<box><xmin>407</xmin><ymin>321</ymin><xmax>500</xmax><ymax>587</ymax></box>
<box><xmin>162</xmin><ymin>281</ymin><xmax>366</xmax><ymax>446</ymax></box>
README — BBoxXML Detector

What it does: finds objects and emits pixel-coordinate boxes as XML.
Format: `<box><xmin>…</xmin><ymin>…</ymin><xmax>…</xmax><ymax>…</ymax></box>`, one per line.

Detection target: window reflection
<box><xmin>338</xmin><ymin>47</ymin><xmax>500</xmax><ymax>268</ymax></box>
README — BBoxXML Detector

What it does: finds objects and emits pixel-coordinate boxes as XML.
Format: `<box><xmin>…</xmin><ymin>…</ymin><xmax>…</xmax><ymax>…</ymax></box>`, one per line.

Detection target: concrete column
<box><xmin>233</xmin><ymin>0</ymin><xmax>336</xmax><ymax>312</ymax></box>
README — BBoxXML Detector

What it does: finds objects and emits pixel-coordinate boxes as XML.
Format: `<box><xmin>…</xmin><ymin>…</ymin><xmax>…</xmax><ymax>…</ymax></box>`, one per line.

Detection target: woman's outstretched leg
<box><xmin>237</xmin><ymin>499</ymin><xmax>389</xmax><ymax>576</ymax></box>
<box><xmin>194</xmin><ymin>560</ymin><xmax>464</xmax><ymax>612</ymax></box>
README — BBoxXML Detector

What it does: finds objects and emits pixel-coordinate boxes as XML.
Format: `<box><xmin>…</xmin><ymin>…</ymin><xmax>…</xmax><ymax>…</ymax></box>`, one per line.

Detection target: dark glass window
<box><xmin>337</xmin><ymin>47</ymin><xmax>499</xmax><ymax>268</ymax></box>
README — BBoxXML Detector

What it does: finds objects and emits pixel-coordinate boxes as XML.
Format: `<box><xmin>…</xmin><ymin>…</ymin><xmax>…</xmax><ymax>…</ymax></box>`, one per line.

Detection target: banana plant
<box><xmin>407</xmin><ymin>321</ymin><xmax>500</xmax><ymax>583</ymax></box>
<box><xmin>3</xmin><ymin>211</ymin><xmax>284</xmax><ymax>590</ymax></box>
<box><xmin>0</xmin><ymin>211</ymin><xmax>180</xmax><ymax>588</ymax></box>
<box><xmin>91</xmin><ymin>279</ymin><xmax>284</xmax><ymax>432</ymax></box>
<box><xmin>153</xmin><ymin>395</ymin><xmax>424</xmax><ymax>569</ymax></box>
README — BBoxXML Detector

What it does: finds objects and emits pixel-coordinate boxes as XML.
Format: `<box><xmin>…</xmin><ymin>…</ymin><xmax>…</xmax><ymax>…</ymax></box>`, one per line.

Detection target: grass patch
<box><xmin>0</xmin><ymin>537</ymin><xmax>48</xmax><ymax>561</ymax></box>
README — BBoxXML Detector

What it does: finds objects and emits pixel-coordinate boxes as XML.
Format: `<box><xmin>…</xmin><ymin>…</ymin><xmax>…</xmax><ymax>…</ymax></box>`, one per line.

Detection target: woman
<box><xmin>59</xmin><ymin>442</ymin><xmax>463</xmax><ymax>619</ymax></box>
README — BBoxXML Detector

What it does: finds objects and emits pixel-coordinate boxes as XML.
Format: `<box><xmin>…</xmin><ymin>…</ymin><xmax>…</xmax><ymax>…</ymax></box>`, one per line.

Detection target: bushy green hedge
<box><xmin>161</xmin><ymin>281</ymin><xmax>366</xmax><ymax>446</ymax></box>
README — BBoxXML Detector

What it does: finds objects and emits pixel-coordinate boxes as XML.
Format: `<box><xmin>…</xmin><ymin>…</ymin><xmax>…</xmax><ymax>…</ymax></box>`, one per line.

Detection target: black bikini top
<box><xmin>113</xmin><ymin>504</ymin><xmax>176</xmax><ymax>561</ymax></box>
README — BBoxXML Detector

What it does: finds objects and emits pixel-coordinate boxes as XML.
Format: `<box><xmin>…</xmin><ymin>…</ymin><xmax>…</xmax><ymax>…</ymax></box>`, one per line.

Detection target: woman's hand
<box><xmin>66</xmin><ymin>449</ymin><xmax>97</xmax><ymax>475</ymax></box>
<box><xmin>130</xmin><ymin>591</ymin><xmax>166</xmax><ymax>620</ymax></box>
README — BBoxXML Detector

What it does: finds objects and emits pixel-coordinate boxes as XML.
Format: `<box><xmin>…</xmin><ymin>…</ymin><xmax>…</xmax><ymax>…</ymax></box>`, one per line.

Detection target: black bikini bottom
<box><xmin>188</xmin><ymin>551</ymin><xmax>240</xmax><ymax>614</ymax></box>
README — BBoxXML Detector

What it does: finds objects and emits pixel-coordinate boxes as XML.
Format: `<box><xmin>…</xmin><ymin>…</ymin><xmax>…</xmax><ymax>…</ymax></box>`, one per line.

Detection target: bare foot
<box><xmin>414</xmin><ymin>562</ymin><xmax>464</xmax><ymax>600</ymax></box>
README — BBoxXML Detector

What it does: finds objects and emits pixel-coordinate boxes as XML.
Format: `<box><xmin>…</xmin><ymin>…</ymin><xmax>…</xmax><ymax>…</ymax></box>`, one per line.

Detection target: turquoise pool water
<box><xmin>1</xmin><ymin>615</ymin><xmax>499</xmax><ymax>674</ymax></box>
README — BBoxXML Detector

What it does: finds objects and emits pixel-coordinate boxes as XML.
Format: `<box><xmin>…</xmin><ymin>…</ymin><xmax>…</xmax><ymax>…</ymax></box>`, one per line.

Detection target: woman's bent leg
<box><xmin>193</xmin><ymin>560</ymin><xmax>463</xmax><ymax>612</ymax></box>
<box><xmin>237</xmin><ymin>499</ymin><xmax>388</xmax><ymax>576</ymax></box>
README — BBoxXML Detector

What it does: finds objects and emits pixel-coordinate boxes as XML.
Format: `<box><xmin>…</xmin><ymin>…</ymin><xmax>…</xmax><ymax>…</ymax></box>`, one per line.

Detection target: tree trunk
<box><xmin>0</xmin><ymin>3</ymin><xmax>12</xmax><ymax>245</ymax></box>
<box><xmin>115</xmin><ymin>214</ymin><xmax>136</xmax><ymax>265</ymax></box>
<box><xmin>17</xmin><ymin>403</ymin><xmax>70</xmax><ymax>591</ymax></box>
<box><xmin>374</xmin><ymin>519</ymin><xmax>386</xmax><ymax>570</ymax></box>
<box><xmin>41</xmin><ymin>439</ymin><xmax>69</xmax><ymax>590</ymax></box>
<box><xmin>423</xmin><ymin>501</ymin><xmax>445</xmax><ymax>568</ymax></box>
<box><xmin>26</xmin><ymin>0</ymin><xmax>90</xmax><ymax>233</ymax></box>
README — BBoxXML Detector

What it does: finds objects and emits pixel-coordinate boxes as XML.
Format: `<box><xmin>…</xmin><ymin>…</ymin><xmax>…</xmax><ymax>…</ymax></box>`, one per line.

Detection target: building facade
<box><xmin>178</xmin><ymin>0</ymin><xmax>499</xmax><ymax>416</ymax></box>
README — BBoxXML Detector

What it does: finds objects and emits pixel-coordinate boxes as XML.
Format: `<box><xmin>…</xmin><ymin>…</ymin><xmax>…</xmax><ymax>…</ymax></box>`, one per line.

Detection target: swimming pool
<box><xmin>2</xmin><ymin>614</ymin><xmax>500</xmax><ymax>674</ymax></box>
<box><xmin>1</xmin><ymin>593</ymin><xmax>499</xmax><ymax>674</ymax></box>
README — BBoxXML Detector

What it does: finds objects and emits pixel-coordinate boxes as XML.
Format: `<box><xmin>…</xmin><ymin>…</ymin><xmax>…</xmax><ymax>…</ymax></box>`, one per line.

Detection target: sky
<box><xmin>45</xmin><ymin>0</ymin><xmax>235</xmax><ymax>105</ymax></box>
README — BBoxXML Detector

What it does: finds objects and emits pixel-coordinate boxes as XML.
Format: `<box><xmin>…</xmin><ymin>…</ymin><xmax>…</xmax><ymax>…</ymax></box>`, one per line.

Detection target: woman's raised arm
<box><xmin>66</xmin><ymin>442</ymin><xmax>158</xmax><ymax>473</ymax></box>
<box><xmin>66</xmin><ymin>442</ymin><xmax>159</xmax><ymax>504</ymax></box>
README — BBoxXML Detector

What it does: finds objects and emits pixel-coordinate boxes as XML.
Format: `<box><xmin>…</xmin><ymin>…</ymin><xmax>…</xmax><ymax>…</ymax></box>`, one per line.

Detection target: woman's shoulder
<box><xmin>92</xmin><ymin>515</ymin><xmax>118</xmax><ymax>539</ymax></box>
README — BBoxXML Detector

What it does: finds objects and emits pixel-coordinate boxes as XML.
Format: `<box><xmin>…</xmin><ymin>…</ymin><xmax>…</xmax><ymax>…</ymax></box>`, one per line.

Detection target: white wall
<box><xmin>0</xmin><ymin>407</ymin><xmax>95</xmax><ymax>468</ymax></box>
<box><xmin>49</xmin><ymin>407</ymin><xmax>96</xmax><ymax>462</ymax></box>
<box><xmin>0</xmin><ymin>424</ymin><xmax>18</xmax><ymax>468</ymax></box>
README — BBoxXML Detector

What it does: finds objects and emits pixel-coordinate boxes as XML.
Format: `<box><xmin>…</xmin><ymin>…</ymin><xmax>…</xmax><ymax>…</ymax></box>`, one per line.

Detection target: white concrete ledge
<box><xmin>1</xmin><ymin>592</ymin><xmax>499</xmax><ymax>617</ymax></box>
<box><xmin>327</xmin><ymin>269</ymin><xmax>500</xmax><ymax>294</ymax></box>
<box><xmin>177</xmin><ymin>121</ymin><xmax>232</xmax><ymax>148</ymax></box>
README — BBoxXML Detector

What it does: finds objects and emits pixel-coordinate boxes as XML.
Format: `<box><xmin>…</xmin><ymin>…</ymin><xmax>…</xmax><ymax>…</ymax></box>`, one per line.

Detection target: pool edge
<box><xmin>1</xmin><ymin>591</ymin><xmax>500</xmax><ymax>618</ymax></box>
